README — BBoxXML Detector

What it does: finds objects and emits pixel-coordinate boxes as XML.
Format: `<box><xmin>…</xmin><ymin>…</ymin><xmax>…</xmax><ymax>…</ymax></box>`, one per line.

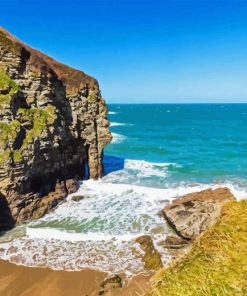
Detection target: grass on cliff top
<box><xmin>149</xmin><ymin>199</ymin><xmax>247</xmax><ymax>296</ymax></box>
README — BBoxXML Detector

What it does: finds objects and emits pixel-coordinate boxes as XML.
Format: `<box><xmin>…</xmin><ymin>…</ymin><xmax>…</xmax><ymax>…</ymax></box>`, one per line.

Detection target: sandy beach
<box><xmin>0</xmin><ymin>260</ymin><xmax>150</xmax><ymax>296</ymax></box>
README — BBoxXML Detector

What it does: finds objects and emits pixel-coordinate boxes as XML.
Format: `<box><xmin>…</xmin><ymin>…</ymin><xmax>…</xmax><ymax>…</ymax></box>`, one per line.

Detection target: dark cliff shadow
<box><xmin>22</xmin><ymin>73</ymin><xmax>87</xmax><ymax>196</ymax></box>
<box><xmin>103</xmin><ymin>155</ymin><xmax>125</xmax><ymax>176</ymax></box>
<box><xmin>0</xmin><ymin>193</ymin><xmax>15</xmax><ymax>231</ymax></box>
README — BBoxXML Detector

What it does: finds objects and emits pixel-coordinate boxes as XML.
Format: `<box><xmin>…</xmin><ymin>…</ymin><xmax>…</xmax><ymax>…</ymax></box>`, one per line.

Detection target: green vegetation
<box><xmin>0</xmin><ymin>68</ymin><xmax>19</xmax><ymax>107</ymax></box>
<box><xmin>0</xmin><ymin>69</ymin><xmax>20</xmax><ymax>163</ymax></box>
<box><xmin>0</xmin><ymin>120</ymin><xmax>21</xmax><ymax>161</ymax></box>
<box><xmin>0</xmin><ymin>148</ymin><xmax>11</xmax><ymax>163</ymax></box>
<box><xmin>0</xmin><ymin>120</ymin><xmax>21</xmax><ymax>163</ymax></box>
<box><xmin>149</xmin><ymin>200</ymin><xmax>247</xmax><ymax>296</ymax></box>
<box><xmin>0</xmin><ymin>120</ymin><xmax>21</xmax><ymax>143</ymax></box>
<box><xmin>87</xmin><ymin>91</ymin><xmax>97</xmax><ymax>102</ymax></box>
<box><xmin>18</xmin><ymin>106</ymin><xmax>55</xmax><ymax>145</ymax></box>
<box><xmin>0</xmin><ymin>106</ymin><xmax>55</xmax><ymax>164</ymax></box>
<box><xmin>0</xmin><ymin>35</ymin><xmax>57</xmax><ymax>164</ymax></box>
<box><xmin>13</xmin><ymin>150</ymin><xmax>22</xmax><ymax>162</ymax></box>
<box><xmin>99</xmin><ymin>97</ymin><xmax>107</xmax><ymax>114</ymax></box>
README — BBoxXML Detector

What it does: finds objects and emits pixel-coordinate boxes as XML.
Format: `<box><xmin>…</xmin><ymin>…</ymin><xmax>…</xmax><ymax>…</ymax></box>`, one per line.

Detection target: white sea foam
<box><xmin>102</xmin><ymin>159</ymin><xmax>179</xmax><ymax>183</ymax></box>
<box><xmin>211</xmin><ymin>182</ymin><xmax>247</xmax><ymax>201</ymax></box>
<box><xmin>110</xmin><ymin>122</ymin><xmax>130</xmax><ymax>127</ymax></box>
<box><xmin>111</xmin><ymin>132</ymin><xmax>127</xmax><ymax>144</ymax></box>
<box><xmin>108</xmin><ymin>111</ymin><xmax>118</xmax><ymax>115</ymax></box>
<box><xmin>124</xmin><ymin>159</ymin><xmax>176</xmax><ymax>178</ymax></box>
<box><xmin>0</xmin><ymin>177</ymin><xmax>173</xmax><ymax>274</ymax></box>
<box><xmin>26</xmin><ymin>228</ymin><xmax>138</xmax><ymax>243</ymax></box>
<box><xmin>0</xmin><ymin>158</ymin><xmax>246</xmax><ymax>275</ymax></box>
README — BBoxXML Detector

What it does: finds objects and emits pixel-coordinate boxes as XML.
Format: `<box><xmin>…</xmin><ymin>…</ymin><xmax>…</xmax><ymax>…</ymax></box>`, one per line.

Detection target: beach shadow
<box><xmin>103</xmin><ymin>155</ymin><xmax>125</xmax><ymax>176</ymax></box>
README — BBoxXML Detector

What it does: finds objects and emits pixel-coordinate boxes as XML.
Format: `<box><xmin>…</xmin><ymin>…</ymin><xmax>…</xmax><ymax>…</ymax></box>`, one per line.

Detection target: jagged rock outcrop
<box><xmin>0</xmin><ymin>27</ymin><xmax>112</xmax><ymax>229</ymax></box>
<box><xmin>136</xmin><ymin>235</ymin><xmax>163</xmax><ymax>271</ymax></box>
<box><xmin>163</xmin><ymin>188</ymin><xmax>235</xmax><ymax>240</ymax></box>
<box><xmin>99</xmin><ymin>275</ymin><xmax>123</xmax><ymax>295</ymax></box>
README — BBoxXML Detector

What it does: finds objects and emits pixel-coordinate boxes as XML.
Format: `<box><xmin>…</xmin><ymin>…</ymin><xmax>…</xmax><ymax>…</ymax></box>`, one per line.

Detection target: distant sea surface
<box><xmin>1</xmin><ymin>104</ymin><xmax>247</xmax><ymax>276</ymax></box>
<box><xmin>107</xmin><ymin>103</ymin><xmax>247</xmax><ymax>185</ymax></box>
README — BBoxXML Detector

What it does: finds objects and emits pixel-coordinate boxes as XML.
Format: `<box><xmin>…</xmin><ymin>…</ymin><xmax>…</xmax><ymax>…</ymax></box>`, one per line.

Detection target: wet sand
<box><xmin>0</xmin><ymin>260</ymin><xmax>150</xmax><ymax>296</ymax></box>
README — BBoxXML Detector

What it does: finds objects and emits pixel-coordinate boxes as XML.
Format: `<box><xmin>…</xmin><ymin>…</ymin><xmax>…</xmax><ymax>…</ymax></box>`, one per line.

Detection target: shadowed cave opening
<box><xmin>30</xmin><ymin>177</ymin><xmax>44</xmax><ymax>193</ymax></box>
<box><xmin>0</xmin><ymin>195</ymin><xmax>15</xmax><ymax>231</ymax></box>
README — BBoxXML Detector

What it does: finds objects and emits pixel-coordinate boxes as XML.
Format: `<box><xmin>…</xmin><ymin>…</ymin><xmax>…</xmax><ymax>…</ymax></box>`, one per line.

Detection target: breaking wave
<box><xmin>0</xmin><ymin>158</ymin><xmax>246</xmax><ymax>275</ymax></box>
<box><xmin>111</xmin><ymin>132</ymin><xmax>127</xmax><ymax>144</ymax></box>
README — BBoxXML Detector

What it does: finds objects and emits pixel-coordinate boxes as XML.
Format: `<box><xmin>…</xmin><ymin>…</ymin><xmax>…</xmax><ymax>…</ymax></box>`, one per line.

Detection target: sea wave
<box><xmin>110</xmin><ymin>122</ymin><xmax>131</xmax><ymax>127</ymax></box>
<box><xmin>124</xmin><ymin>159</ymin><xmax>178</xmax><ymax>178</ymax></box>
<box><xmin>0</xmin><ymin>177</ymin><xmax>246</xmax><ymax>275</ymax></box>
<box><xmin>103</xmin><ymin>158</ymin><xmax>179</xmax><ymax>181</ymax></box>
<box><xmin>26</xmin><ymin>228</ymin><xmax>138</xmax><ymax>242</ymax></box>
<box><xmin>108</xmin><ymin>111</ymin><xmax>118</xmax><ymax>115</ymax></box>
<box><xmin>111</xmin><ymin>132</ymin><xmax>127</xmax><ymax>144</ymax></box>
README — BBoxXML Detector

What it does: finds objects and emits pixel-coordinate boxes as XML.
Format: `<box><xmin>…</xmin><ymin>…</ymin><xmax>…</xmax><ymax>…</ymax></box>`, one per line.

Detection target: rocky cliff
<box><xmin>0</xmin><ymin>27</ymin><xmax>112</xmax><ymax>229</ymax></box>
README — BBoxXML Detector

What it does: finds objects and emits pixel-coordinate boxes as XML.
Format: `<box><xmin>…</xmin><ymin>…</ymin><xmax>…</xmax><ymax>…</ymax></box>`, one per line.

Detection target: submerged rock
<box><xmin>164</xmin><ymin>235</ymin><xmax>189</xmax><ymax>249</ymax></box>
<box><xmin>71</xmin><ymin>195</ymin><xmax>84</xmax><ymax>202</ymax></box>
<box><xmin>99</xmin><ymin>275</ymin><xmax>123</xmax><ymax>295</ymax></box>
<box><xmin>136</xmin><ymin>235</ymin><xmax>163</xmax><ymax>271</ymax></box>
<box><xmin>0</xmin><ymin>27</ymin><xmax>112</xmax><ymax>229</ymax></box>
<box><xmin>163</xmin><ymin>188</ymin><xmax>235</xmax><ymax>240</ymax></box>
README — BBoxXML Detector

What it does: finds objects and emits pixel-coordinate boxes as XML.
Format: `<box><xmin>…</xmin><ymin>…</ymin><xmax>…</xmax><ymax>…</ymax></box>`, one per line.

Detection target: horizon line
<box><xmin>107</xmin><ymin>102</ymin><xmax>247</xmax><ymax>105</ymax></box>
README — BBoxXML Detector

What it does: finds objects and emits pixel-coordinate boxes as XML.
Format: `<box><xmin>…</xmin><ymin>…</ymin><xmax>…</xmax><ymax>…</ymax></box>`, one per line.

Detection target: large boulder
<box><xmin>163</xmin><ymin>188</ymin><xmax>235</xmax><ymax>240</ymax></box>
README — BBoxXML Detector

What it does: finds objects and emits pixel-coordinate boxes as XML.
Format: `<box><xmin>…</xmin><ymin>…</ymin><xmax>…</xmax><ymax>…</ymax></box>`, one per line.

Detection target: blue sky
<box><xmin>1</xmin><ymin>0</ymin><xmax>247</xmax><ymax>103</ymax></box>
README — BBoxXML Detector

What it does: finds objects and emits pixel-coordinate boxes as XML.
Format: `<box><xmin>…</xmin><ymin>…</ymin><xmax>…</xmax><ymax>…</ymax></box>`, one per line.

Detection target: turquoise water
<box><xmin>107</xmin><ymin>103</ymin><xmax>247</xmax><ymax>186</ymax></box>
<box><xmin>0</xmin><ymin>103</ymin><xmax>247</xmax><ymax>275</ymax></box>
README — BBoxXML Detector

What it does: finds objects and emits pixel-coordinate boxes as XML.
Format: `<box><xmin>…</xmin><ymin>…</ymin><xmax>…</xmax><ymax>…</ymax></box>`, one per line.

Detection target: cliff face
<box><xmin>0</xmin><ymin>27</ymin><xmax>112</xmax><ymax>229</ymax></box>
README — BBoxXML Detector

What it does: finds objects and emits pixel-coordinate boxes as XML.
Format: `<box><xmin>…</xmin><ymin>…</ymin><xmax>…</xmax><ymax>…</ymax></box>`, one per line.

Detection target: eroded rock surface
<box><xmin>0</xmin><ymin>27</ymin><xmax>111</xmax><ymax>229</ymax></box>
<box><xmin>163</xmin><ymin>188</ymin><xmax>235</xmax><ymax>240</ymax></box>
<box><xmin>136</xmin><ymin>235</ymin><xmax>163</xmax><ymax>271</ymax></box>
<box><xmin>163</xmin><ymin>235</ymin><xmax>189</xmax><ymax>249</ymax></box>
<box><xmin>99</xmin><ymin>275</ymin><xmax>123</xmax><ymax>295</ymax></box>
<box><xmin>71</xmin><ymin>195</ymin><xmax>84</xmax><ymax>202</ymax></box>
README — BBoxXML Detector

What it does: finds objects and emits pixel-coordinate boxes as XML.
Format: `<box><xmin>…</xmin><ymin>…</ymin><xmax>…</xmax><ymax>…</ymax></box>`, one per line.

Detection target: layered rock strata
<box><xmin>0</xmin><ymin>27</ymin><xmax>111</xmax><ymax>229</ymax></box>
<box><xmin>163</xmin><ymin>188</ymin><xmax>235</xmax><ymax>240</ymax></box>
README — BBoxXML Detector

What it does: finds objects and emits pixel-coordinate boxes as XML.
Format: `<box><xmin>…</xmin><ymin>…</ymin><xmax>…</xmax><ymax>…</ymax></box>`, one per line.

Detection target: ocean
<box><xmin>1</xmin><ymin>103</ymin><xmax>247</xmax><ymax>276</ymax></box>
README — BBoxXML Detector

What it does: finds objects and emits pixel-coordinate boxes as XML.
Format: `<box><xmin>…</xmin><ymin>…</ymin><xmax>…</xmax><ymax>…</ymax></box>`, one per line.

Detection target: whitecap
<box><xmin>124</xmin><ymin>159</ymin><xmax>174</xmax><ymax>178</ymax></box>
<box><xmin>110</xmin><ymin>122</ymin><xmax>126</xmax><ymax>126</ymax></box>
<box><xmin>108</xmin><ymin>111</ymin><xmax>118</xmax><ymax>115</ymax></box>
<box><xmin>111</xmin><ymin>132</ymin><xmax>127</xmax><ymax>144</ymax></box>
<box><xmin>26</xmin><ymin>227</ymin><xmax>139</xmax><ymax>243</ymax></box>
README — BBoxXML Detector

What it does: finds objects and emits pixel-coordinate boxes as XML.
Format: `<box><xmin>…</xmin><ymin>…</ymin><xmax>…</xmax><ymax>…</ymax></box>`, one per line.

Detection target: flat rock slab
<box><xmin>163</xmin><ymin>188</ymin><xmax>235</xmax><ymax>240</ymax></box>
